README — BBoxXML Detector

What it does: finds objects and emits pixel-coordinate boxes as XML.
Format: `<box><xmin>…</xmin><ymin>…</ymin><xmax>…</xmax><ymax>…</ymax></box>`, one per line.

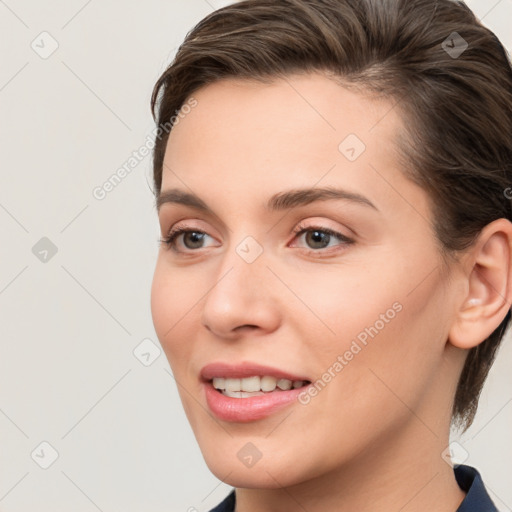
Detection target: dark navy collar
<box><xmin>209</xmin><ymin>464</ymin><xmax>497</xmax><ymax>512</ymax></box>
<box><xmin>209</xmin><ymin>489</ymin><xmax>235</xmax><ymax>512</ymax></box>
<box><xmin>454</xmin><ymin>464</ymin><xmax>498</xmax><ymax>511</ymax></box>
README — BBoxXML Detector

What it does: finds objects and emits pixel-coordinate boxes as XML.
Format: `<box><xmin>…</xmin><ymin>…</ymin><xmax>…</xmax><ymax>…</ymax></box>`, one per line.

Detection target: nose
<box><xmin>200</xmin><ymin>238</ymin><xmax>281</xmax><ymax>340</ymax></box>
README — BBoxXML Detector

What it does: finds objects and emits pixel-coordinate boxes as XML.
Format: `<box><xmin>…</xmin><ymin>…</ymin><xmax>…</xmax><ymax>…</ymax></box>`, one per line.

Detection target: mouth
<box><xmin>210</xmin><ymin>376</ymin><xmax>311</xmax><ymax>398</ymax></box>
<box><xmin>200</xmin><ymin>362</ymin><xmax>313</xmax><ymax>422</ymax></box>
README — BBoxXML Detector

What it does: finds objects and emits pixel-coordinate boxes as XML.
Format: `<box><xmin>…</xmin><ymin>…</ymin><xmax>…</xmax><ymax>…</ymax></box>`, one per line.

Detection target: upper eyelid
<box><xmin>165</xmin><ymin>219</ymin><xmax>349</xmax><ymax>238</ymax></box>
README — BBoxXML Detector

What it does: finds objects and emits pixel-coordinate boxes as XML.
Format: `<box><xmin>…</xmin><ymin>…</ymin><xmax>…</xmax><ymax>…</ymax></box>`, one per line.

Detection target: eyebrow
<box><xmin>156</xmin><ymin>186</ymin><xmax>378</xmax><ymax>213</ymax></box>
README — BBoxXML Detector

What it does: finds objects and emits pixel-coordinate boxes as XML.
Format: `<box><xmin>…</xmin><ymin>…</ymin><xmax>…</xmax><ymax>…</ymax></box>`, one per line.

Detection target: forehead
<box><xmin>166</xmin><ymin>73</ymin><xmax>402</xmax><ymax>156</ymax></box>
<box><xmin>160</xmin><ymin>73</ymin><xmax>429</xmax><ymax>223</ymax></box>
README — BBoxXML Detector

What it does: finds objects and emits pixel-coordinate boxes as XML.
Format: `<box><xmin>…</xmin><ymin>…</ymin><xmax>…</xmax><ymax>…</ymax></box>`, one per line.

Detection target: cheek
<box><xmin>288</xmin><ymin>252</ymin><xmax>448</xmax><ymax>401</ymax></box>
<box><xmin>287</xmin><ymin>262</ymin><xmax>401</xmax><ymax>353</ymax></box>
<box><xmin>151</xmin><ymin>260</ymin><xmax>207</xmax><ymax>429</ymax></box>
<box><xmin>150</xmin><ymin>258</ymin><xmax>198</xmax><ymax>368</ymax></box>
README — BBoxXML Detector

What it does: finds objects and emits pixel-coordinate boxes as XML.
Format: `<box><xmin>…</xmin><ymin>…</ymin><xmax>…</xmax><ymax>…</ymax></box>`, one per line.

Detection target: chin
<box><xmin>196</xmin><ymin>435</ymin><xmax>326</xmax><ymax>490</ymax></box>
<box><xmin>204</xmin><ymin>454</ymin><xmax>307</xmax><ymax>489</ymax></box>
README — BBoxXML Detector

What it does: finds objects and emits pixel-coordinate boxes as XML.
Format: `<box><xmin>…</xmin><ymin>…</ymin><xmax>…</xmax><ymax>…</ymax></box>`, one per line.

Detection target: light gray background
<box><xmin>0</xmin><ymin>1</ymin><xmax>511</xmax><ymax>511</ymax></box>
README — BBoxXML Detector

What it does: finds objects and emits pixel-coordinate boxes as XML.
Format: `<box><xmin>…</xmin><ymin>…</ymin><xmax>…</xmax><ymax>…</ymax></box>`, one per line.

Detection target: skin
<box><xmin>150</xmin><ymin>72</ymin><xmax>512</xmax><ymax>512</ymax></box>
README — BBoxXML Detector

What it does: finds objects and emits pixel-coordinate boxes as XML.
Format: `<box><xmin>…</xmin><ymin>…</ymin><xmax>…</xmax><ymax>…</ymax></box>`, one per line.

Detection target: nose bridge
<box><xmin>200</xmin><ymin>230</ymin><xmax>278</xmax><ymax>336</ymax></box>
<box><xmin>209</xmin><ymin>232</ymin><xmax>268</xmax><ymax>305</ymax></box>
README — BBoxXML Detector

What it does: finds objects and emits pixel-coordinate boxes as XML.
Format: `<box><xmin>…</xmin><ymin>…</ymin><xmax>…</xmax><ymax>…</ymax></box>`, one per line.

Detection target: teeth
<box><xmin>225</xmin><ymin>378</ymin><xmax>241</xmax><ymax>392</ymax></box>
<box><xmin>211</xmin><ymin>376</ymin><xmax>308</xmax><ymax>393</ymax></box>
<box><xmin>261</xmin><ymin>376</ymin><xmax>277</xmax><ymax>392</ymax></box>
<box><xmin>241</xmin><ymin>376</ymin><xmax>260</xmax><ymax>392</ymax></box>
<box><xmin>277</xmin><ymin>378</ymin><xmax>292</xmax><ymax>390</ymax></box>
<box><xmin>223</xmin><ymin>390</ymin><xmax>266</xmax><ymax>398</ymax></box>
<box><xmin>212</xmin><ymin>378</ymin><xmax>225</xmax><ymax>390</ymax></box>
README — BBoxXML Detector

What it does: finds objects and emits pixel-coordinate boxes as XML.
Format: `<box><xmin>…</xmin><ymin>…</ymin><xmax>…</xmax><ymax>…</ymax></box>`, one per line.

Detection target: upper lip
<box><xmin>200</xmin><ymin>362</ymin><xmax>310</xmax><ymax>382</ymax></box>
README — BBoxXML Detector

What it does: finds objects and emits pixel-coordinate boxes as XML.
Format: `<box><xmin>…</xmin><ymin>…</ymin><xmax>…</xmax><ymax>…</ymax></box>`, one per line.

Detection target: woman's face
<box><xmin>151</xmin><ymin>73</ymin><xmax>463</xmax><ymax>487</ymax></box>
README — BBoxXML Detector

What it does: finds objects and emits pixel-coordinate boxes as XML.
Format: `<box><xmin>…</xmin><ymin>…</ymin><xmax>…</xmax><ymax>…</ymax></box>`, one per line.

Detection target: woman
<box><xmin>150</xmin><ymin>0</ymin><xmax>512</xmax><ymax>510</ymax></box>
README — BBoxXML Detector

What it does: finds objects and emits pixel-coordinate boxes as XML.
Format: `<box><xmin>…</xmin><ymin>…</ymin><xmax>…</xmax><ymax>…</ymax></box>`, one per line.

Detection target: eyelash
<box><xmin>159</xmin><ymin>222</ymin><xmax>354</xmax><ymax>255</ymax></box>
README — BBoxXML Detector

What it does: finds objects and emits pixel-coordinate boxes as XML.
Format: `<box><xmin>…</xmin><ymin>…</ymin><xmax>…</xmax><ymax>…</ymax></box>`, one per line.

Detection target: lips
<box><xmin>200</xmin><ymin>362</ymin><xmax>310</xmax><ymax>382</ymax></box>
<box><xmin>200</xmin><ymin>362</ymin><xmax>312</xmax><ymax>422</ymax></box>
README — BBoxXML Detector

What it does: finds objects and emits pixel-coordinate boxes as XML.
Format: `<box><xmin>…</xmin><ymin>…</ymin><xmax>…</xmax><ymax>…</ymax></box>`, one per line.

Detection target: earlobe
<box><xmin>448</xmin><ymin>219</ymin><xmax>512</xmax><ymax>350</ymax></box>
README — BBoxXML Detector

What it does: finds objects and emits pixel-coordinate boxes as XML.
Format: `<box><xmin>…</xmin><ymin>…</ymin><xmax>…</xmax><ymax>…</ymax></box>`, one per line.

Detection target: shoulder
<box><xmin>454</xmin><ymin>464</ymin><xmax>499</xmax><ymax>512</ymax></box>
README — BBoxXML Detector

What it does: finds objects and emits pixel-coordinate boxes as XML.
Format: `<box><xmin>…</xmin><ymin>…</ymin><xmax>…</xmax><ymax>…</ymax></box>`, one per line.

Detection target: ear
<box><xmin>449</xmin><ymin>218</ymin><xmax>512</xmax><ymax>349</ymax></box>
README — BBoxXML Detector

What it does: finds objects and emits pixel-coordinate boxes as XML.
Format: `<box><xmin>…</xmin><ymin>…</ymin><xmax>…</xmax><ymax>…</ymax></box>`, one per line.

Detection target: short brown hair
<box><xmin>150</xmin><ymin>0</ymin><xmax>512</xmax><ymax>432</ymax></box>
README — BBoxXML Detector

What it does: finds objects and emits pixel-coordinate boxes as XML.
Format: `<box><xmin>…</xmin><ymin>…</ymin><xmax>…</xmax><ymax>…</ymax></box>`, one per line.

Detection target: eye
<box><xmin>290</xmin><ymin>222</ymin><xmax>354</xmax><ymax>253</ymax></box>
<box><xmin>159</xmin><ymin>222</ymin><xmax>354</xmax><ymax>255</ymax></box>
<box><xmin>159</xmin><ymin>224</ymin><xmax>217</xmax><ymax>252</ymax></box>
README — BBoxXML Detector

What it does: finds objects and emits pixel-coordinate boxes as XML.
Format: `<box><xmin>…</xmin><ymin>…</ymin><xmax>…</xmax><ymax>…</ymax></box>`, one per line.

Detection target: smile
<box><xmin>201</xmin><ymin>362</ymin><xmax>313</xmax><ymax>421</ymax></box>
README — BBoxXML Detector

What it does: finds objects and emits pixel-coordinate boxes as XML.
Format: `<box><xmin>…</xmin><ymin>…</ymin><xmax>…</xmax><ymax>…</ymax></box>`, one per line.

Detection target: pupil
<box><xmin>307</xmin><ymin>230</ymin><xmax>329</xmax><ymax>249</ymax></box>
<box><xmin>185</xmin><ymin>232</ymin><xmax>205</xmax><ymax>248</ymax></box>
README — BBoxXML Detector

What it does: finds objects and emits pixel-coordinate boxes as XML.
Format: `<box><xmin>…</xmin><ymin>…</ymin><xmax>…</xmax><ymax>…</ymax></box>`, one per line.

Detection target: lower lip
<box><xmin>203</xmin><ymin>381</ymin><xmax>308</xmax><ymax>422</ymax></box>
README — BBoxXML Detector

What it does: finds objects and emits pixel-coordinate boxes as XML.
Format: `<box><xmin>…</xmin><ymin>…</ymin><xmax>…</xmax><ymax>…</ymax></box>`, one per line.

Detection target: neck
<box><xmin>234</xmin><ymin>416</ymin><xmax>466</xmax><ymax>512</ymax></box>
